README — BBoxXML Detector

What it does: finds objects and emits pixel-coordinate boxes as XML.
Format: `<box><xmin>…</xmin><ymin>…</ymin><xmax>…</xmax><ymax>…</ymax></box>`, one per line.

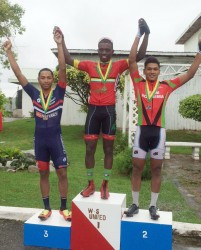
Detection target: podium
<box><xmin>24</xmin><ymin>210</ymin><xmax>71</xmax><ymax>249</ymax></box>
<box><xmin>121</xmin><ymin>209</ymin><xmax>172</xmax><ymax>250</ymax></box>
<box><xmin>71</xmin><ymin>192</ymin><xmax>126</xmax><ymax>250</ymax></box>
<box><xmin>24</xmin><ymin>194</ymin><xmax>172</xmax><ymax>250</ymax></box>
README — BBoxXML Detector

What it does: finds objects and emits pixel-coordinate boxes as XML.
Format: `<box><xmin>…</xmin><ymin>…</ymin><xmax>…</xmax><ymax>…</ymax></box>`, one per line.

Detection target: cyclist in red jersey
<box><xmin>54</xmin><ymin>26</ymin><xmax>149</xmax><ymax>199</ymax></box>
<box><xmin>124</xmin><ymin>18</ymin><xmax>201</xmax><ymax>219</ymax></box>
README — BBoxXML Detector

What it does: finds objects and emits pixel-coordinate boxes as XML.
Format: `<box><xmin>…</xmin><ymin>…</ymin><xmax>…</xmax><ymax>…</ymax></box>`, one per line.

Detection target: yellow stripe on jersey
<box><xmin>91</xmin><ymin>78</ymin><xmax>116</xmax><ymax>82</ymax></box>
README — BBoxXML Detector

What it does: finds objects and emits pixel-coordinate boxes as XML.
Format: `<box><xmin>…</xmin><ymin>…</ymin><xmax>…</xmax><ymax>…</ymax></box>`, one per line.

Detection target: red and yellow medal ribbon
<box><xmin>145</xmin><ymin>80</ymin><xmax>160</xmax><ymax>102</ymax></box>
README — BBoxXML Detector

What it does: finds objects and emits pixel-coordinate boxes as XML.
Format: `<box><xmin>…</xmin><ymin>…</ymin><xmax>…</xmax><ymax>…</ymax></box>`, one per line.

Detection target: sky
<box><xmin>0</xmin><ymin>0</ymin><xmax>201</xmax><ymax>97</ymax></box>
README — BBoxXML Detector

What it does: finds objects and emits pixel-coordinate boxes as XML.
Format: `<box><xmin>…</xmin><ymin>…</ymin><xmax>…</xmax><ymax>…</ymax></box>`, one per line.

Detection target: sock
<box><xmin>103</xmin><ymin>169</ymin><xmax>112</xmax><ymax>181</ymax></box>
<box><xmin>42</xmin><ymin>196</ymin><xmax>51</xmax><ymax>210</ymax></box>
<box><xmin>60</xmin><ymin>197</ymin><xmax>67</xmax><ymax>211</ymax></box>
<box><xmin>132</xmin><ymin>191</ymin><xmax>139</xmax><ymax>207</ymax></box>
<box><xmin>149</xmin><ymin>192</ymin><xmax>159</xmax><ymax>207</ymax></box>
<box><xmin>86</xmin><ymin>168</ymin><xmax>94</xmax><ymax>181</ymax></box>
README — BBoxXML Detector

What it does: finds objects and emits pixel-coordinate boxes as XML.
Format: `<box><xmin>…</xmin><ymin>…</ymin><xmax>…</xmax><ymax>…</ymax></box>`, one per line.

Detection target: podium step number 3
<box><xmin>24</xmin><ymin>210</ymin><xmax>71</xmax><ymax>249</ymax></box>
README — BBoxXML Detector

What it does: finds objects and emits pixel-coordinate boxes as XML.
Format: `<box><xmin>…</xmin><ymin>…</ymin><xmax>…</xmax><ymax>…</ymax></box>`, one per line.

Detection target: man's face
<box><xmin>143</xmin><ymin>63</ymin><xmax>160</xmax><ymax>82</ymax></box>
<box><xmin>98</xmin><ymin>42</ymin><xmax>114</xmax><ymax>63</ymax></box>
<box><xmin>38</xmin><ymin>71</ymin><xmax>54</xmax><ymax>91</ymax></box>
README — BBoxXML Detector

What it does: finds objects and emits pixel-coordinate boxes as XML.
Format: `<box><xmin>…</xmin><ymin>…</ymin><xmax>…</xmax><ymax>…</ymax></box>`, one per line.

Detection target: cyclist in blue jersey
<box><xmin>4</xmin><ymin>31</ymin><xmax>71</xmax><ymax>221</ymax></box>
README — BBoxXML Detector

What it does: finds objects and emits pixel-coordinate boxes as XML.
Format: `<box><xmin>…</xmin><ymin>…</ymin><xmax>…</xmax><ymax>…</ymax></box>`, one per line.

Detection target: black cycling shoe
<box><xmin>149</xmin><ymin>206</ymin><xmax>160</xmax><ymax>220</ymax></box>
<box><xmin>124</xmin><ymin>204</ymin><xmax>139</xmax><ymax>217</ymax></box>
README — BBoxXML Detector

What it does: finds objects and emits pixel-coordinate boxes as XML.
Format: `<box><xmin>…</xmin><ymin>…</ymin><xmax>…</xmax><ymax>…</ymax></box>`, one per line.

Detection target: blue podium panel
<box><xmin>24</xmin><ymin>210</ymin><xmax>71</xmax><ymax>249</ymax></box>
<box><xmin>121</xmin><ymin>209</ymin><xmax>172</xmax><ymax>250</ymax></box>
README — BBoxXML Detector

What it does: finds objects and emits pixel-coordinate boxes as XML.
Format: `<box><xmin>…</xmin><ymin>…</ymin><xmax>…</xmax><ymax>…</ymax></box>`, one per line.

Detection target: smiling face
<box><xmin>143</xmin><ymin>56</ymin><xmax>160</xmax><ymax>82</ymax></box>
<box><xmin>143</xmin><ymin>63</ymin><xmax>160</xmax><ymax>82</ymax></box>
<box><xmin>38</xmin><ymin>69</ymin><xmax>54</xmax><ymax>92</ymax></box>
<box><xmin>98</xmin><ymin>42</ymin><xmax>114</xmax><ymax>63</ymax></box>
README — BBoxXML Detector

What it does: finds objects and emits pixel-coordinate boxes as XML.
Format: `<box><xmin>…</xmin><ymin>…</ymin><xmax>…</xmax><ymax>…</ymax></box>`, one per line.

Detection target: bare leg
<box><xmin>56</xmin><ymin>168</ymin><xmax>68</xmax><ymax>197</ymax></box>
<box><xmin>103</xmin><ymin>139</ymin><xmax>114</xmax><ymax>169</ymax></box>
<box><xmin>85</xmin><ymin>139</ymin><xmax>98</xmax><ymax>168</ymax></box>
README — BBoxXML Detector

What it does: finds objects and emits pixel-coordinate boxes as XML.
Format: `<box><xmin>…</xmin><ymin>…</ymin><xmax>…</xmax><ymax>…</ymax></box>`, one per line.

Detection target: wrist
<box><xmin>136</xmin><ymin>30</ymin><xmax>142</xmax><ymax>38</ymax></box>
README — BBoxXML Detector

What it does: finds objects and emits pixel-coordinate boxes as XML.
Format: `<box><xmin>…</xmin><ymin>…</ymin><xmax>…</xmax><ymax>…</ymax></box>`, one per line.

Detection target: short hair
<box><xmin>144</xmin><ymin>56</ymin><xmax>160</xmax><ymax>68</ymax></box>
<box><xmin>38</xmin><ymin>68</ymin><xmax>54</xmax><ymax>77</ymax></box>
<box><xmin>98</xmin><ymin>37</ymin><xmax>113</xmax><ymax>49</ymax></box>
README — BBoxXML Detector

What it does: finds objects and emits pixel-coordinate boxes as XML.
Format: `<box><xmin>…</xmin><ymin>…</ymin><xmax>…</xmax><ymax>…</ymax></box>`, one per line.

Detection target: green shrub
<box><xmin>114</xmin><ymin>147</ymin><xmax>151</xmax><ymax>180</ymax></box>
<box><xmin>179</xmin><ymin>94</ymin><xmax>201</xmax><ymax>122</ymax></box>
<box><xmin>0</xmin><ymin>147</ymin><xmax>24</xmax><ymax>167</ymax></box>
<box><xmin>114</xmin><ymin>133</ymin><xmax>128</xmax><ymax>156</ymax></box>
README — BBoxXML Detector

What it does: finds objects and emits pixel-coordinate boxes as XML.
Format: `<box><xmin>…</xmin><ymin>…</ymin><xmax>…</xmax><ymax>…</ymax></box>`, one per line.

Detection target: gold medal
<box><xmin>102</xmin><ymin>86</ymin><xmax>107</xmax><ymax>92</ymax></box>
<box><xmin>43</xmin><ymin>115</ymin><xmax>48</xmax><ymax>120</ymax></box>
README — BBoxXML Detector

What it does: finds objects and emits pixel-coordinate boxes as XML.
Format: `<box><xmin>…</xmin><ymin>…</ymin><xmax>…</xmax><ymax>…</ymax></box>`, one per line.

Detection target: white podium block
<box><xmin>24</xmin><ymin>210</ymin><xmax>71</xmax><ymax>249</ymax></box>
<box><xmin>121</xmin><ymin>209</ymin><xmax>172</xmax><ymax>250</ymax></box>
<box><xmin>71</xmin><ymin>192</ymin><xmax>126</xmax><ymax>250</ymax></box>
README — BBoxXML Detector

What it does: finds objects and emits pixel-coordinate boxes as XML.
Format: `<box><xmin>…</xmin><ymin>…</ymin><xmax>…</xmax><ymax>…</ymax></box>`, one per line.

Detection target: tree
<box><xmin>54</xmin><ymin>65</ymin><xmax>125</xmax><ymax>113</ymax></box>
<box><xmin>0</xmin><ymin>0</ymin><xmax>25</xmax><ymax>68</ymax></box>
<box><xmin>0</xmin><ymin>91</ymin><xmax>7</xmax><ymax>111</ymax></box>
<box><xmin>179</xmin><ymin>94</ymin><xmax>201</xmax><ymax>122</ymax></box>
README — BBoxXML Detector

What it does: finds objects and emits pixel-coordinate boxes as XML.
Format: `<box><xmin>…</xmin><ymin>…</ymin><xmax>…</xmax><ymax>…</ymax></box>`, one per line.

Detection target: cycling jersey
<box><xmin>74</xmin><ymin>59</ymin><xmax>128</xmax><ymax>106</ymax></box>
<box><xmin>23</xmin><ymin>82</ymin><xmax>66</xmax><ymax>128</ymax></box>
<box><xmin>23</xmin><ymin>82</ymin><xmax>67</xmax><ymax>169</ymax></box>
<box><xmin>130</xmin><ymin>70</ymin><xmax>182</xmax><ymax>127</ymax></box>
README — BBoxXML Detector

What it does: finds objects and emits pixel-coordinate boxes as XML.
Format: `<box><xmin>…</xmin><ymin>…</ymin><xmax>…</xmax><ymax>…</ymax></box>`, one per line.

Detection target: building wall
<box><xmin>184</xmin><ymin>29</ymin><xmax>201</xmax><ymax>52</ymax></box>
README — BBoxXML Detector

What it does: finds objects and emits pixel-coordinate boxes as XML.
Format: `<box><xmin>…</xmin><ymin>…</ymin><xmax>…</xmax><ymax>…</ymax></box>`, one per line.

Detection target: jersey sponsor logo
<box><xmin>142</xmin><ymin>91</ymin><xmax>164</xmax><ymax>100</ymax></box>
<box><xmin>48</xmin><ymin>111</ymin><xmax>58</xmax><ymax>118</ymax></box>
<box><xmin>37</xmin><ymin>98</ymin><xmax>41</xmax><ymax>103</ymax></box>
<box><xmin>153</xmin><ymin>152</ymin><xmax>159</xmax><ymax>156</ymax></box>
<box><xmin>134</xmin><ymin>150</ymin><xmax>138</xmax><ymax>154</ymax></box>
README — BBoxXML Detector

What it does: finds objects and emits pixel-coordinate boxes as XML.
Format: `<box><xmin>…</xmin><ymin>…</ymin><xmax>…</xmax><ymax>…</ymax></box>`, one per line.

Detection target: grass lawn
<box><xmin>0</xmin><ymin>118</ymin><xmax>201</xmax><ymax>224</ymax></box>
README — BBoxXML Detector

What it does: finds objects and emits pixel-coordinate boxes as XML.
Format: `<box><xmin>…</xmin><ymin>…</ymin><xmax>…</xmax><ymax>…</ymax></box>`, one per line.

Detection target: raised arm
<box><xmin>53</xmin><ymin>26</ymin><xmax>74</xmax><ymax>66</ymax></box>
<box><xmin>178</xmin><ymin>39</ymin><xmax>201</xmax><ymax>85</ymax></box>
<box><xmin>129</xmin><ymin>18</ymin><xmax>150</xmax><ymax>75</ymax></box>
<box><xmin>136</xmin><ymin>19</ymin><xmax>150</xmax><ymax>62</ymax></box>
<box><xmin>54</xmin><ymin>31</ymin><xmax>66</xmax><ymax>83</ymax></box>
<box><xmin>4</xmin><ymin>40</ymin><xmax>28</xmax><ymax>87</ymax></box>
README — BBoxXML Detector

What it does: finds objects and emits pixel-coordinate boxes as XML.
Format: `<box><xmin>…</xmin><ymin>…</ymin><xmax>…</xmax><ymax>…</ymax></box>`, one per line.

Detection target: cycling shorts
<box><xmin>132</xmin><ymin>125</ymin><xmax>166</xmax><ymax>159</ymax></box>
<box><xmin>34</xmin><ymin>127</ymin><xmax>67</xmax><ymax>170</ymax></box>
<box><xmin>84</xmin><ymin>105</ymin><xmax>116</xmax><ymax>140</ymax></box>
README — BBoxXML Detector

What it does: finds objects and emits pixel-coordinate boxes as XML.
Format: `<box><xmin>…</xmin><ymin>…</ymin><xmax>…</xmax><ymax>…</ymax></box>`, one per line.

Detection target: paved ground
<box><xmin>163</xmin><ymin>154</ymin><xmax>201</xmax><ymax>220</ymax></box>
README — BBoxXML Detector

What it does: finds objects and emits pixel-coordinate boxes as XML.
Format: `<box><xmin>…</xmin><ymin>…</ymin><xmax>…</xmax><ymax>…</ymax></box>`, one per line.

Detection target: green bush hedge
<box><xmin>179</xmin><ymin>94</ymin><xmax>201</xmax><ymax>122</ymax></box>
<box><xmin>114</xmin><ymin>147</ymin><xmax>151</xmax><ymax>180</ymax></box>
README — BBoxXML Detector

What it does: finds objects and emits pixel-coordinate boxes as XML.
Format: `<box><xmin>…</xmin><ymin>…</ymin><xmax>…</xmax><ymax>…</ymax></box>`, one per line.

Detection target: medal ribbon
<box><xmin>96</xmin><ymin>60</ymin><xmax>112</xmax><ymax>83</ymax></box>
<box><xmin>145</xmin><ymin>80</ymin><xmax>160</xmax><ymax>102</ymax></box>
<box><xmin>40</xmin><ymin>89</ymin><xmax>53</xmax><ymax>113</ymax></box>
